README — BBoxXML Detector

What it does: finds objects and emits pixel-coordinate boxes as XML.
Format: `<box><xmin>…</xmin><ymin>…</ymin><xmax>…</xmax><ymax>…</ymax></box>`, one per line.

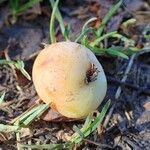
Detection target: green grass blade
<box><xmin>20</xmin><ymin>142</ymin><xmax>73</xmax><ymax>150</ymax></box>
<box><xmin>0</xmin><ymin>60</ymin><xmax>31</xmax><ymax>80</ymax></box>
<box><xmin>15</xmin><ymin>61</ymin><xmax>31</xmax><ymax>80</ymax></box>
<box><xmin>111</xmin><ymin>33</ymin><xmax>135</xmax><ymax>46</ymax></box>
<box><xmin>122</xmin><ymin>18</ymin><xmax>136</xmax><ymax>28</ymax></box>
<box><xmin>81</xmin><ymin>36</ymin><xmax>88</xmax><ymax>46</ymax></box>
<box><xmin>81</xmin><ymin>113</ymin><xmax>94</xmax><ymax>130</ymax></box>
<box><xmin>96</xmin><ymin>0</ymin><xmax>122</xmax><ymax>37</ymax></box>
<box><xmin>85</xmin><ymin>44</ymin><xmax>106</xmax><ymax>55</ymax></box>
<box><xmin>0</xmin><ymin>60</ymin><xmax>15</xmax><ymax>65</ymax></box>
<box><xmin>86</xmin><ymin>44</ymin><xmax>129</xmax><ymax>59</ymax></box>
<box><xmin>0</xmin><ymin>92</ymin><xmax>5</xmax><ymax>104</ymax></box>
<box><xmin>76</xmin><ymin>17</ymin><xmax>97</xmax><ymax>43</ymax></box>
<box><xmin>12</xmin><ymin>105</ymin><xmax>41</xmax><ymax>125</ymax></box>
<box><xmin>82</xmin><ymin>17</ymin><xmax>97</xmax><ymax>32</ymax></box>
<box><xmin>144</xmin><ymin>34</ymin><xmax>150</xmax><ymax>39</ymax></box>
<box><xmin>0</xmin><ymin>124</ymin><xmax>20</xmax><ymax>132</ymax></box>
<box><xmin>75</xmin><ymin>27</ymin><xmax>93</xmax><ymax>43</ymax></box>
<box><xmin>106</xmin><ymin>47</ymin><xmax>129</xmax><ymax>59</ymax></box>
<box><xmin>22</xmin><ymin>104</ymin><xmax>49</xmax><ymax>127</ymax></box>
<box><xmin>90</xmin><ymin>31</ymin><xmax>117</xmax><ymax>47</ymax></box>
<box><xmin>50</xmin><ymin>0</ymin><xmax>68</xmax><ymax>40</ymax></box>
<box><xmin>13</xmin><ymin>105</ymin><xmax>41</xmax><ymax>125</ymax></box>
<box><xmin>50</xmin><ymin>0</ymin><xmax>59</xmax><ymax>43</ymax></box>
<box><xmin>71</xmin><ymin>100</ymin><xmax>111</xmax><ymax>144</ymax></box>
<box><xmin>73</xmin><ymin>125</ymin><xmax>84</xmax><ymax>140</ymax></box>
<box><xmin>17</xmin><ymin>0</ymin><xmax>42</xmax><ymax>14</ymax></box>
<box><xmin>14</xmin><ymin>104</ymin><xmax>49</xmax><ymax>127</ymax></box>
<box><xmin>10</xmin><ymin>0</ymin><xmax>19</xmax><ymax>16</ymax></box>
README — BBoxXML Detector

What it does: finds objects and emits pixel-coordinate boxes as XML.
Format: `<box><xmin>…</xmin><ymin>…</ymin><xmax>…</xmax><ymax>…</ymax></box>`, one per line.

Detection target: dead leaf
<box><xmin>123</xmin><ymin>0</ymin><xmax>144</xmax><ymax>11</ymax></box>
<box><xmin>134</xmin><ymin>11</ymin><xmax>150</xmax><ymax>25</ymax></box>
<box><xmin>20</xmin><ymin>128</ymin><xmax>32</xmax><ymax>138</ymax></box>
<box><xmin>107</xmin><ymin>13</ymin><xmax>124</xmax><ymax>32</ymax></box>
<box><xmin>42</xmin><ymin>109</ymin><xmax>63</xmax><ymax>121</ymax></box>
<box><xmin>56</xmin><ymin>130</ymin><xmax>71</xmax><ymax>141</ymax></box>
<box><xmin>41</xmin><ymin>109</ymin><xmax>78</xmax><ymax>122</ymax></box>
<box><xmin>143</xmin><ymin>101</ymin><xmax>150</xmax><ymax>111</ymax></box>
<box><xmin>0</xmin><ymin>133</ymin><xmax>7</xmax><ymax>142</ymax></box>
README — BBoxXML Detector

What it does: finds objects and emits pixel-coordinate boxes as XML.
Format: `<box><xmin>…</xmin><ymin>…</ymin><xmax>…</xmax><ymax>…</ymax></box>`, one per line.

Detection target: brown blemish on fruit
<box><xmin>50</xmin><ymin>102</ymin><xmax>58</xmax><ymax>111</ymax></box>
<box><xmin>85</xmin><ymin>63</ymin><xmax>99</xmax><ymax>84</ymax></box>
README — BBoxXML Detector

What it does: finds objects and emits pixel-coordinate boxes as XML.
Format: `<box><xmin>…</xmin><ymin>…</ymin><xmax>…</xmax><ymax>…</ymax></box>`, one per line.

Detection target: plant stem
<box><xmin>96</xmin><ymin>0</ymin><xmax>122</xmax><ymax>37</ymax></box>
<box><xmin>50</xmin><ymin>0</ymin><xmax>68</xmax><ymax>40</ymax></box>
<box><xmin>75</xmin><ymin>28</ymin><xmax>93</xmax><ymax>43</ymax></box>
<box><xmin>50</xmin><ymin>0</ymin><xmax>59</xmax><ymax>43</ymax></box>
<box><xmin>90</xmin><ymin>31</ymin><xmax>117</xmax><ymax>47</ymax></box>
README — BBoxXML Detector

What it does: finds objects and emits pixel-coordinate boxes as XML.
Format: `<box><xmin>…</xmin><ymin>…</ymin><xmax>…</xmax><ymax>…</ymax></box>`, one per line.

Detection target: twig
<box><xmin>16</xmin><ymin>121</ymin><xmax>21</xmax><ymax>150</ymax></box>
<box><xmin>83</xmin><ymin>139</ymin><xmax>113</xmax><ymax>149</ymax></box>
<box><xmin>107</xmin><ymin>76</ymin><xmax>150</xmax><ymax>95</ymax></box>
<box><xmin>0</xmin><ymin>133</ymin><xmax>7</xmax><ymax>141</ymax></box>
<box><xmin>0</xmin><ymin>99</ymin><xmax>16</xmax><ymax>108</ymax></box>
<box><xmin>124</xmin><ymin>137</ymin><xmax>141</xmax><ymax>150</ymax></box>
<box><xmin>28</xmin><ymin>140</ymin><xmax>32</xmax><ymax>150</ymax></box>
<box><xmin>4</xmin><ymin>48</ymin><xmax>24</xmax><ymax>94</ymax></box>
<box><xmin>27</xmin><ymin>51</ymin><xmax>40</xmax><ymax>60</ymax></box>
<box><xmin>103</xmin><ymin>54</ymin><xmax>136</xmax><ymax>128</ymax></box>
<box><xmin>4</xmin><ymin>48</ymin><xmax>17</xmax><ymax>79</ymax></box>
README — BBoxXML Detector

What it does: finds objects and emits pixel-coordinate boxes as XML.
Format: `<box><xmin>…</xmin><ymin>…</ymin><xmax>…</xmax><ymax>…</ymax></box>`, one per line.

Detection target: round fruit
<box><xmin>32</xmin><ymin>42</ymin><xmax>107</xmax><ymax>118</ymax></box>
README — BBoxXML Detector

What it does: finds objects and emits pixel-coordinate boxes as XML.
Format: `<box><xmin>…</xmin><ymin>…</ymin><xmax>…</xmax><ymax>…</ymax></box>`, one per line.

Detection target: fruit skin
<box><xmin>32</xmin><ymin>41</ymin><xmax>107</xmax><ymax>119</ymax></box>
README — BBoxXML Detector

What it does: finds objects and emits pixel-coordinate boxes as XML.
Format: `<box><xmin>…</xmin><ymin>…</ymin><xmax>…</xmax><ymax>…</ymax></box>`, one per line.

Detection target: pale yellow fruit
<box><xmin>32</xmin><ymin>42</ymin><xmax>107</xmax><ymax>118</ymax></box>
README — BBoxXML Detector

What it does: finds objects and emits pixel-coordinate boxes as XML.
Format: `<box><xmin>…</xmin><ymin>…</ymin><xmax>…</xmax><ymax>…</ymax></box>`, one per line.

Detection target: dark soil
<box><xmin>0</xmin><ymin>0</ymin><xmax>150</xmax><ymax>150</ymax></box>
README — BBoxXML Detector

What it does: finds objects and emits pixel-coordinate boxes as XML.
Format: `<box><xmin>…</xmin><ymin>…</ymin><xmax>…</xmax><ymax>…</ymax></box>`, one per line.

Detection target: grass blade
<box><xmin>122</xmin><ymin>18</ymin><xmax>136</xmax><ymax>28</ymax></box>
<box><xmin>17</xmin><ymin>0</ymin><xmax>42</xmax><ymax>14</ymax></box>
<box><xmin>85</xmin><ymin>44</ymin><xmax>106</xmax><ymax>55</ymax></box>
<box><xmin>13</xmin><ymin>104</ymin><xmax>49</xmax><ymax>127</ymax></box>
<box><xmin>81</xmin><ymin>113</ymin><xmax>94</xmax><ymax>130</ymax></box>
<box><xmin>75</xmin><ymin>27</ymin><xmax>93</xmax><ymax>43</ymax></box>
<box><xmin>71</xmin><ymin>100</ymin><xmax>111</xmax><ymax>144</ymax></box>
<box><xmin>111</xmin><ymin>33</ymin><xmax>135</xmax><ymax>47</ymax></box>
<box><xmin>82</xmin><ymin>17</ymin><xmax>97</xmax><ymax>32</ymax></box>
<box><xmin>90</xmin><ymin>31</ymin><xmax>117</xmax><ymax>47</ymax></box>
<box><xmin>50</xmin><ymin>0</ymin><xmax>59</xmax><ymax>43</ymax></box>
<box><xmin>0</xmin><ymin>60</ymin><xmax>15</xmax><ymax>65</ymax></box>
<box><xmin>12</xmin><ymin>104</ymin><xmax>42</xmax><ymax>125</ymax></box>
<box><xmin>106</xmin><ymin>47</ymin><xmax>129</xmax><ymax>59</ymax></box>
<box><xmin>10</xmin><ymin>0</ymin><xmax>19</xmax><ymax>16</ymax></box>
<box><xmin>96</xmin><ymin>0</ymin><xmax>122</xmax><ymax>37</ymax></box>
<box><xmin>0</xmin><ymin>60</ymin><xmax>31</xmax><ymax>80</ymax></box>
<box><xmin>0</xmin><ymin>92</ymin><xmax>5</xmax><ymax>104</ymax></box>
<box><xmin>86</xmin><ymin>44</ymin><xmax>129</xmax><ymax>59</ymax></box>
<box><xmin>15</xmin><ymin>61</ymin><xmax>31</xmax><ymax>80</ymax></box>
<box><xmin>50</xmin><ymin>0</ymin><xmax>68</xmax><ymax>40</ymax></box>
<box><xmin>22</xmin><ymin>104</ymin><xmax>49</xmax><ymax>126</ymax></box>
<box><xmin>16</xmin><ymin>130</ymin><xmax>21</xmax><ymax>150</ymax></box>
<box><xmin>20</xmin><ymin>142</ymin><xmax>73</xmax><ymax>150</ymax></box>
<box><xmin>73</xmin><ymin>125</ymin><xmax>84</xmax><ymax>140</ymax></box>
<box><xmin>0</xmin><ymin>124</ymin><xmax>20</xmax><ymax>132</ymax></box>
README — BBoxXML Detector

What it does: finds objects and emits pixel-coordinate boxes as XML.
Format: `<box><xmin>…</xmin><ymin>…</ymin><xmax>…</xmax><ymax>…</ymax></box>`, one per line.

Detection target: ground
<box><xmin>0</xmin><ymin>0</ymin><xmax>150</xmax><ymax>150</ymax></box>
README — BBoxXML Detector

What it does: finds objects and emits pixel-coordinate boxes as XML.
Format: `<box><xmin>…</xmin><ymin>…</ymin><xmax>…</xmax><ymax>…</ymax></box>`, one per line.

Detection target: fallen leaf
<box><xmin>123</xmin><ymin>0</ymin><xmax>144</xmax><ymax>11</ymax></box>
<box><xmin>107</xmin><ymin>13</ymin><xmax>124</xmax><ymax>32</ymax></box>
<box><xmin>20</xmin><ymin>128</ymin><xmax>32</xmax><ymax>138</ymax></box>
<box><xmin>56</xmin><ymin>130</ymin><xmax>71</xmax><ymax>141</ymax></box>
<box><xmin>143</xmin><ymin>101</ymin><xmax>150</xmax><ymax>111</ymax></box>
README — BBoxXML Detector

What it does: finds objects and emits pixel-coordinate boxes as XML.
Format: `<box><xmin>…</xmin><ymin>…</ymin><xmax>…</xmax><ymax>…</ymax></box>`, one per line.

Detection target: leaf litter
<box><xmin>0</xmin><ymin>0</ymin><xmax>150</xmax><ymax>149</ymax></box>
